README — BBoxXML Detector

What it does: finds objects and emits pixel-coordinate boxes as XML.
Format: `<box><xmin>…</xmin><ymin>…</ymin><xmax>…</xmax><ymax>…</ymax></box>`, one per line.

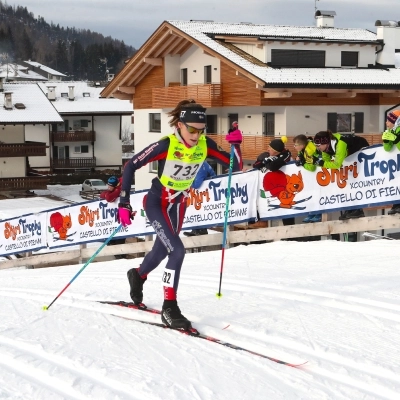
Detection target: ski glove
<box><xmin>253</xmin><ymin>159</ymin><xmax>267</xmax><ymax>173</ymax></box>
<box><xmin>382</xmin><ymin>131</ymin><xmax>397</xmax><ymax>142</ymax></box>
<box><xmin>118</xmin><ymin>203</ymin><xmax>136</xmax><ymax>227</ymax></box>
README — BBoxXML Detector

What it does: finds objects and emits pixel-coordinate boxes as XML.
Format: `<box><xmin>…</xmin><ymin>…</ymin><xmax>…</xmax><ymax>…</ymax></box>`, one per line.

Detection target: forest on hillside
<box><xmin>0</xmin><ymin>2</ymin><xmax>136</xmax><ymax>80</ymax></box>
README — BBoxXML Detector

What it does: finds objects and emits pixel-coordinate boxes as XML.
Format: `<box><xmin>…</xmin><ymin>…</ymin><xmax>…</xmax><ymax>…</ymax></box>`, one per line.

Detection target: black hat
<box><xmin>180</xmin><ymin>106</ymin><xmax>207</xmax><ymax>124</ymax></box>
<box><xmin>269</xmin><ymin>138</ymin><xmax>285</xmax><ymax>152</ymax></box>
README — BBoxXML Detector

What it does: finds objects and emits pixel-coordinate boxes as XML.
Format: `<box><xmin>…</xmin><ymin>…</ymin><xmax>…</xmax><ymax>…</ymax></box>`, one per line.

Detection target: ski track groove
<box><xmin>0</xmin><ymin>335</ymin><xmax>142</xmax><ymax>400</ymax></box>
<box><xmin>1</xmin><ymin>285</ymin><xmax>400</xmax><ymax>398</ymax></box>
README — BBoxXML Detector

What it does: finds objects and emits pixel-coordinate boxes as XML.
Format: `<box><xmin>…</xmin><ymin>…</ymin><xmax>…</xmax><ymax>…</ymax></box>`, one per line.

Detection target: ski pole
<box><xmin>216</xmin><ymin>145</ymin><xmax>235</xmax><ymax>298</ymax></box>
<box><xmin>43</xmin><ymin>224</ymin><xmax>122</xmax><ymax>311</ymax></box>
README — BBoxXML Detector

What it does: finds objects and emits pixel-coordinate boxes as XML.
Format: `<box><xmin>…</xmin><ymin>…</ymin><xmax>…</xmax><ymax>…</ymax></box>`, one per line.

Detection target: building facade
<box><xmin>101</xmin><ymin>12</ymin><xmax>400</xmax><ymax>190</ymax></box>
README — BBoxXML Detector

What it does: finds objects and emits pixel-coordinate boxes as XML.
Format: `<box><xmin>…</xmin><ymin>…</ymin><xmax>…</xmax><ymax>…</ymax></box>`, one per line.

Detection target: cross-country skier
<box><xmin>117</xmin><ymin>99</ymin><xmax>242</xmax><ymax>330</ymax></box>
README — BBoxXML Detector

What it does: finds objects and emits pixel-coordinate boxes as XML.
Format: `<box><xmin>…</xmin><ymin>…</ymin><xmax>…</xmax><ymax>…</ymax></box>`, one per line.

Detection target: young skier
<box><xmin>118</xmin><ymin>99</ymin><xmax>242</xmax><ymax>330</ymax></box>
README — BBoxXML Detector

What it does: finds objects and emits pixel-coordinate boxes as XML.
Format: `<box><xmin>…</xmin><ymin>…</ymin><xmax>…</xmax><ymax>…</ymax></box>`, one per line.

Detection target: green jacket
<box><xmin>382</xmin><ymin>122</ymin><xmax>400</xmax><ymax>152</ymax></box>
<box><xmin>297</xmin><ymin>140</ymin><xmax>319</xmax><ymax>172</ymax></box>
<box><xmin>320</xmin><ymin>133</ymin><xmax>348</xmax><ymax>169</ymax></box>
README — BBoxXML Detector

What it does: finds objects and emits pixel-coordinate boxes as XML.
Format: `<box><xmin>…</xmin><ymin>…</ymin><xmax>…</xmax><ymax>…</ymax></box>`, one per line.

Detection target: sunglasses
<box><xmin>180</xmin><ymin>120</ymin><xmax>207</xmax><ymax>135</ymax></box>
<box><xmin>313</xmin><ymin>138</ymin><xmax>330</xmax><ymax>146</ymax></box>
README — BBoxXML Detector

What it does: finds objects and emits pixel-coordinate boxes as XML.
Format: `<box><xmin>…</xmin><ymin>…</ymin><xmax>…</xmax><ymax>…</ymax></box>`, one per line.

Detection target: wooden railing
<box><xmin>152</xmin><ymin>84</ymin><xmax>222</xmax><ymax>108</ymax></box>
<box><xmin>0</xmin><ymin>176</ymin><xmax>49</xmax><ymax>190</ymax></box>
<box><xmin>207</xmin><ymin>133</ymin><xmax>384</xmax><ymax>161</ymax></box>
<box><xmin>0</xmin><ymin>142</ymin><xmax>47</xmax><ymax>157</ymax></box>
<box><xmin>52</xmin><ymin>131</ymin><xmax>96</xmax><ymax>142</ymax></box>
<box><xmin>52</xmin><ymin>157</ymin><xmax>96</xmax><ymax>169</ymax></box>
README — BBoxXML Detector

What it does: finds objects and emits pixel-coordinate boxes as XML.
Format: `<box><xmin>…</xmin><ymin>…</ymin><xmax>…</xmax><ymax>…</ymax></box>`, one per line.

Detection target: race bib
<box><xmin>162</xmin><ymin>267</ymin><xmax>175</xmax><ymax>288</ymax></box>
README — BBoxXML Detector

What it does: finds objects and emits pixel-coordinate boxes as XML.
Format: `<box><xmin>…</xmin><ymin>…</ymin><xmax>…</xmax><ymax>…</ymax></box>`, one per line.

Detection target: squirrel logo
<box><xmin>262</xmin><ymin>171</ymin><xmax>304</xmax><ymax>208</ymax></box>
<box><xmin>49</xmin><ymin>212</ymin><xmax>72</xmax><ymax>240</ymax></box>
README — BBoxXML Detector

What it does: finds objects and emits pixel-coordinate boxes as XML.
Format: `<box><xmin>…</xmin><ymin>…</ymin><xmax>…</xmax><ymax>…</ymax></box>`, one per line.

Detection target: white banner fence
<box><xmin>1</xmin><ymin>145</ymin><xmax>400</xmax><ymax>257</ymax></box>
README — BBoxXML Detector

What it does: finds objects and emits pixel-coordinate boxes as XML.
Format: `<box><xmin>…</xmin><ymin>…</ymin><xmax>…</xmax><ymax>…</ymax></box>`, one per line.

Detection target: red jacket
<box><xmin>100</xmin><ymin>178</ymin><xmax>122</xmax><ymax>202</ymax></box>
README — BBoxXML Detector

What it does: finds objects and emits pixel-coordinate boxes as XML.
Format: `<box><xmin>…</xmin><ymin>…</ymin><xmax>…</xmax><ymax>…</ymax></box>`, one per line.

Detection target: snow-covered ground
<box><xmin>0</xmin><ymin>186</ymin><xmax>400</xmax><ymax>399</ymax></box>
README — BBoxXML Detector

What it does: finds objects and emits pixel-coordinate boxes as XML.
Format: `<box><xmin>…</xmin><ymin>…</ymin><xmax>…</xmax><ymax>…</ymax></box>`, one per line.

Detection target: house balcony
<box><xmin>0</xmin><ymin>176</ymin><xmax>49</xmax><ymax>190</ymax></box>
<box><xmin>52</xmin><ymin>131</ymin><xmax>96</xmax><ymax>142</ymax></box>
<box><xmin>52</xmin><ymin>157</ymin><xmax>96</xmax><ymax>169</ymax></box>
<box><xmin>152</xmin><ymin>84</ymin><xmax>222</xmax><ymax>108</ymax></box>
<box><xmin>0</xmin><ymin>141</ymin><xmax>47</xmax><ymax>157</ymax></box>
<box><xmin>207</xmin><ymin>133</ymin><xmax>383</xmax><ymax>161</ymax></box>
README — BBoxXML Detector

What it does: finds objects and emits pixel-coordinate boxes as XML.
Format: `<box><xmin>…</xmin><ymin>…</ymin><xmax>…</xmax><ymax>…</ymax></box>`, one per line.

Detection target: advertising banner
<box><xmin>182</xmin><ymin>170</ymin><xmax>258</xmax><ymax>228</ymax></box>
<box><xmin>0</xmin><ymin>212</ymin><xmax>47</xmax><ymax>255</ymax></box>
<box><xmin>257</xmin><ymin>145</ymin><xmax>400</xmax><ymax>219</ymax></box>
<box><xmin>2</xmin><ymin>143</ymin><xmax>400</xmax><ymax>255</ymax></box>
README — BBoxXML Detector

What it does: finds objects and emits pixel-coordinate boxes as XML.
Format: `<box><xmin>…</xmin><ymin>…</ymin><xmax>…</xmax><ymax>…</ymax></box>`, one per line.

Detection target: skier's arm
<box><xmin>319</xmin><ymin>141</ymin><xmax>347</xmax><ymax>169</ymax></box>
<box><xmin>120</xmin><ymin>138</ymin><xmax>169</xmax><ymax>203</ymax></box>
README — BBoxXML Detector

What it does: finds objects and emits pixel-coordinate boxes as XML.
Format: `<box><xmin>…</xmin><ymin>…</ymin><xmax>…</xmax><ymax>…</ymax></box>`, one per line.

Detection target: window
<box><xmin>57</xmin><ymin>146</ymin><xmax>69</xmax><ymax>159</ymax></box>
<box><xmin>204</xmin><ymin>65</ymin><xmax>212</xmax><ymax>84</ymax></box>
<box><xmin>74</xmin><ymin>145</ymin><xmax>89</xmax><ymax>153</ymax></box>
<box><xmin>263</xmin><ymin>113</ymin><xmax>275</xmax><ymax>136</ymax></box>
<box><xmin>271</xmin><ymin>49</ymin><xmax>325</xmax><ymax>67</ymax></box>
<box><xmin>149</xmin><ymin>113</ymin><xmax>161</xmax><ymax>132</ymax></box>
<box><xmin>181</xmin><ymin>68</ymin><xmax>188</xmax><ymax>86</ymax></box>
<box><xmin>81</xmin><ymin>119</ymin><xmax>89</xmax><ymax>128</ymax></box>
<box><xmin>83</xmin><ymin>92</ymin><xmax>90</xmax><ymax>97</ymax></box>
<box><xmin>61</xmin><ymin>93</ymin><xmax>68</xmax><ymax>98</ymax></box>
<box><xmin>206</xmin><ymin>115</ymin><xmax>217</xmax><ymax>133</ymax></box>
<box><xmin>327</xmin><ymin>113</ymin><xmax>364</xmax><ymax>133</ymax></box>
<box><xmin>341</xmin><ymin>51</ymin><xmax>358</xmax><ymax>67</ymax></box>
<box><xmin>149</xmin><ymin>160</ymin><xmax>158</xmax><ymax>173</ymax></box>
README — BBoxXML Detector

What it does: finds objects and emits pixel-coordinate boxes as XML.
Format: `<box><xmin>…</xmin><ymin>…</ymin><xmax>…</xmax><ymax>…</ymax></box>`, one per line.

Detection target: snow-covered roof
<box><xmin>24</xmin><ymin>61</ymin><xmax>67</xmax><ymax>77</ymax></box>
<box><xmin>0</xmin><ymin>63</ymin><xmax>47</xmax><ymax>81</ymax></box>
<box><xmin>168</xmin><ymin>20</ymin><xmax>378</xmax><ymax>42</ymax></box>
<box><xmin>0</xmin><ymin>83</ymin><xmax>63</xmax><ymax>124</ymax></box>
<box><xmin>36</xmin><ymin>81</ymin><xmax>133</xmax><ymax>114</ymax></box>
<box><xmin>167</xmin><ymin>20</ymin><xmax>400</xmax><ymax>87</ymax></box>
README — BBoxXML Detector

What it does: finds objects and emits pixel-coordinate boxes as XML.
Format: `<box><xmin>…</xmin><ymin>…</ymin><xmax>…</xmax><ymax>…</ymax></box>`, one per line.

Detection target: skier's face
<box><xmin>386</xmin><ymin>120</ymin><xmax>394</xmax><ymax>129</ymax></box>
<box><xmin>316</xmin><ymin>143</ymin><xmax>329</xmax><ymax>152</ymax></box>
<box><xmin>178</xmin><ymin>121</ymin><xmax>206</xmax><ymax>147</ymax></box>
<box><xmin>294</xmin><ymin>142</ymin><xmax>305</xmax><ymax>151</ymax></box>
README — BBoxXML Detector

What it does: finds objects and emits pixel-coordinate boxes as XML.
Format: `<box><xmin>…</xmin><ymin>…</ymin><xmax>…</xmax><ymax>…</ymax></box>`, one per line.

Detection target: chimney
<box><xmin>68</xmin><ymin>85</ymin><xmax>75</xmax><ymax>101</ymax></box>
<box><xmin>315</xmin><ymin>10</ymin><xmax>336</xmax><ymax>28</ymax></box>
<box><xmin>47</xmin><ymin>86</ymin><xmax>56</xmax><ymax>101</ymax></box>
<box><xmin>375</xmin><ymin>20</ymin><xmax>400</xmax><ymax>67</ymax></box>
<box><xmin>0</xmin><ymin>78</ymin><xmax>3</xmax><ymax>93</ymax></box>
<box><xmin>4</xmin><ymin>91</ymin><xmax>13</xmax><ymax>110</ymax></box>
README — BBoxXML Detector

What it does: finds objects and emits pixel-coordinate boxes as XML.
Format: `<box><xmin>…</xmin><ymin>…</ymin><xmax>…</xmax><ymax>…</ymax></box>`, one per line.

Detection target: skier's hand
<box><xmin>118</xmin><ymin>203</ymin><xmax>136</xmax><ymax>226</ymax></box>
<box><xmin>382</xmin><ymin>131</ymin><xmax>396</xmax><ymax>142</ymax></box>
<box><xmin>253</xmin><ymin>159</ymin><xmax>267</xmax><ymax>173</ymax></box>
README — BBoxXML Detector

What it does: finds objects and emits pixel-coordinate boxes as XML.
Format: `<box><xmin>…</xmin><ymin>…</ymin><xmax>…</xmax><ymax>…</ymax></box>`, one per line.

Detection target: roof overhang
<box><xmin>101</xmin><ymin>21</ymin><xmax>265</xmax><ymax>98</ymax></box>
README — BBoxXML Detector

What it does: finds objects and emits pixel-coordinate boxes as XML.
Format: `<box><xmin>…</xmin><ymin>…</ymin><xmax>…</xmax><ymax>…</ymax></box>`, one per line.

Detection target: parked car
<box><xmin>81</xmin><ymin>179</ymin><xmax>108</xmax><ymax>192</ymax></box>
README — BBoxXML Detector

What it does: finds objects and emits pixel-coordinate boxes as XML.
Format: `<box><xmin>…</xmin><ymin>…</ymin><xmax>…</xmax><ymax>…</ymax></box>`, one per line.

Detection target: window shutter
<box><xmin>327</xmin><ymin>113</ymin><xmax>337</xmax><ymax>132</ymax></box>
<box><xmin>354</xmin><ymin>112</ymin><xmax>364</xmax><ymax>133</ymax></box>
<box><xmin>271</xmin><ymin>49</ymin><xmax>325</xmax><ymax>67</ymax></box>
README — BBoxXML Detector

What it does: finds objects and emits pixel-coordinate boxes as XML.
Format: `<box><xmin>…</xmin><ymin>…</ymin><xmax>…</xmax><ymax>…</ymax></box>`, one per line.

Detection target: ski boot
<box><xmin>127</xmin><ymin>268</ymin><xmax>147</xmax><ymax>305</ymax></box>
<box><xmin>161</xmin><ymin>300</ymin><xmax>192</xmax><ymax>330</ymax></box>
